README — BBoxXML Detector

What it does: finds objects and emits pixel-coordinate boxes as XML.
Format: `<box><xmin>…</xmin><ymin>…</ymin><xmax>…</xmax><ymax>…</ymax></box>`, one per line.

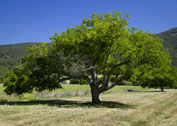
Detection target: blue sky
<box><xmin>0</xmin><ymin>0</ymin><xmax>177</xmax><ymax>45</ymax></box>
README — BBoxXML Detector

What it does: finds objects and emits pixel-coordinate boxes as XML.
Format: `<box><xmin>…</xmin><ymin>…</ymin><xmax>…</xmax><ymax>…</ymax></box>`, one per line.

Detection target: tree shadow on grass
<box><xmin>0</xmin><ymin>99</ymin><xmax>135</xmax><ymax>109</ymax></box>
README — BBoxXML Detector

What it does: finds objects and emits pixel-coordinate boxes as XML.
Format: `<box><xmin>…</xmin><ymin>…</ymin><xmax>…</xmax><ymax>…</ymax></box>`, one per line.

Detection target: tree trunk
<box><xmin>160</xmin><ymin>86</ymin><xmax>164</xmax><ymax>92</ymax></box>
<box><xmin>89</xmin><ymin>70</ymin><xmax>101</xmax><ymax>104</ymax></box>
<box><xmin>91</xmin><ymin>87</ymin><xmax>101</xmax><ymax>104</ymax></box>
<box><xmin>91</xmin><ymin>91</ymin><xmax>101</xmax><ymax>104</ymax></box>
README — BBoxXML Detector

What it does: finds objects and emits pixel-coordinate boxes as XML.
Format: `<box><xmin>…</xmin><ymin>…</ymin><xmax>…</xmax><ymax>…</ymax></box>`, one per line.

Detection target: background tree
<box><xmin>129</xmin><ymin>42</ymin><xmax>173</xmax><ymax>91</ymax></box>
<box><xmin>139</xmin><ymin>67</ymin><xmax>177</xmax><ymax>91</ymax></box>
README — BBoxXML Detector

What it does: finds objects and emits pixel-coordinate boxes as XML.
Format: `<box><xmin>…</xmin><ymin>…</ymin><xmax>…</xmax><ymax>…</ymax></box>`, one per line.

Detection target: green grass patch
<box><xmin>55</xmin><ymin>85</ymin><xmax>90</xmax><ymax>93</ymax></box>
<box><xmin>103</xmin><ymin>85</ymin><xmax>147</xmax><ymax>94</ymax></box>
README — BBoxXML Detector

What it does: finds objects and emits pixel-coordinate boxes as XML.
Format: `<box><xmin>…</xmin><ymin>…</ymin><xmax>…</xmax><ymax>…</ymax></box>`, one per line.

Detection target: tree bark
<box><xmin>91</xmin><ymin>89</ymin><xmax>101</xmax><ymax>104</ymax></box>
<box><xmin>160</xmin><ymin>86</ymin><xmax>164</xmax><ymax>92</ymax></box>
<box><xmin>89</xmin><ymin>70</ymin><xmax>101</xmax><ymax>104</ymax></box>
<box><xmin>90</xmin><ymin>82</ymin><xmax>101</xmax><ymax>104</ymax></box>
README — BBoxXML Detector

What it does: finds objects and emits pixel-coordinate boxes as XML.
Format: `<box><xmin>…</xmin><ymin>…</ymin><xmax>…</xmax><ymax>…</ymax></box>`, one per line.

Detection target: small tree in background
<box><xmin>139</xmin><ymin>67</ymin><xmax>177</xmax><ymax>91</ymax></box>
<box><xmin>129</xmin><ymin>45</ymin><xmax>174</xmax><ymax>91</ymax></box>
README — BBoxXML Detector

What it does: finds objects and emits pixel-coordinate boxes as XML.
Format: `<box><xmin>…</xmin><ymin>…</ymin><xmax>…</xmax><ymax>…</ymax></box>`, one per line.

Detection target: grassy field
<box><xmin>0</xmin><ymin>85</ymin><xmax>144</xmax><ymax>101</ymax></box>
<box><xmin>0</xmin><ymin>85</ymin><xmax>177</xmax><ymax>126</ymax></box>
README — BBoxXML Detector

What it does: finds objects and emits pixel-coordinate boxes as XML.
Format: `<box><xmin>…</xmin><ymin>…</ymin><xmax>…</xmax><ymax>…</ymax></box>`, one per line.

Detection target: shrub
<box><xmin>0</xmin><ymin>98</ymin><xmax>8</xmax><ymax>103</ymax></box>
<box><xmin>70</xmin><ymin>79</ymin><xmax>88</xmax><ymax>85</ymax></box>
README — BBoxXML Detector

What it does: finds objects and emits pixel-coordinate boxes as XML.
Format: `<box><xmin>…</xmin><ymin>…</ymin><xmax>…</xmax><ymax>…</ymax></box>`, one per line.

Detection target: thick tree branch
<box><xmin>98</xmin><ymin>74</ymin><xmax>128</xmax><ymax>94</ymax></box>
<box><xmin>102</xmin><ymin>35</ymin><xmax>116</xmax><ymax>84</ymax></box>
<box><xmin>59</xmin><ymin>75</ymin><xmax>90</xmax><ymax>83</ymax></box>
<box><xmin>109</xmin><ymin>59</ymin><xmax>130</xmax><ymax>74</ymax></box>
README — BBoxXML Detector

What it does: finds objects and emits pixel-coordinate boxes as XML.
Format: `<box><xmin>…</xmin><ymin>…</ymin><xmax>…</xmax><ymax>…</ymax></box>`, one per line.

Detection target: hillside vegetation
<box><xmin>0</xmin><ymin>43</ymin><xmax>40</xmax><ymax>81</ymax></box>
<box><xmin>157</xmin><ymin>27</ymin><xmax>177</xmax><ymax>66</ymax></box>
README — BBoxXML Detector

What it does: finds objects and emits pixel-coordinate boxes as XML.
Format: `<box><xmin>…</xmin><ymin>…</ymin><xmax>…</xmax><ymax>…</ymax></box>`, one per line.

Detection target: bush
<box><xmin>0</xmin><ymin>98</ymin><xmax>8</xmax><ymax>103</ymax></box>
<box><xmin>70</xmin><ymin>79</ymin><xmax>88</xmax><ymax>85</ymax></box>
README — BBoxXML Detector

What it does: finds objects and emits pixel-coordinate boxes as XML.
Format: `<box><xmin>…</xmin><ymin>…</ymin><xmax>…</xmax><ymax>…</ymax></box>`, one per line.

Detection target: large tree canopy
<box><xmin>3</xmin><ymin>11</ymin><xmax>173</xmax><ymax>103</ymax></box>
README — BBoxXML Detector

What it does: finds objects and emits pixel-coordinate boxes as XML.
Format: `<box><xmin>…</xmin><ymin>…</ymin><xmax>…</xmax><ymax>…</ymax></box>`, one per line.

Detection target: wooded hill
<box><xmin>0</xmin><ymin>27</ymin><xmax>177</xmax><ymax>81</ymax></box>
<box><xmin>0</xmin><ymin>43</ymin><xmax>40</xmax><ymax>81</ymax></box>
<box><xmin>156</xmin><ymin>27</ymin><xmax>177</xmax><ymax>66</ymax></box>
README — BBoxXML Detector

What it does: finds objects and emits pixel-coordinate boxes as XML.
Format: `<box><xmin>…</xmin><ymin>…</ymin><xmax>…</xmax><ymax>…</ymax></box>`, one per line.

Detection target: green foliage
<box><xmin>157</xmin><ymin>27</ymin><xmax>177</xmax><ymax>66</ymax></box>
<box><xmin>0</xmin><ymin>67</ymin><xmax>8</xmax><ymax>82</ymax></box>
<box><xmin>22</xmin><ymin>42</ymin><xmax>61</xmax><ymax>92</ymax></box>
<box><xmin>3</xmin><ymin>66</ymin><xmax>33</xmax><ymax>95</ymax></box>
<box><xmin>70</xmin><ymin>79</ymin><xmax>88</xmax><ymax>85</ymax></box>
<box><xmin>136</xmin><ymin>67</ymin><xmax>177</xmax><ymax>91</ymax></box>
<box><xmin>0</xmin><ymin>43</ymin><xmax>40</xmax><ymax>81</ymax></box>
<box><xmin>49</xmin><ymin>11</ymin><xmax>172</xmax><ymax>103</ymax></box>
<box><xmin>3</xmin><ymin>43</ymin><xmax>61</xmax><ymax>95</ymax></box>
<box><xmin>128</xmin><ymin>32</ymin><xmax>172</xmax><ymax>90</ymax></box>
<box><xmin>2</xmin><ymin>11</ymin><xmax>173</xmax><ymax>103</ymax></box>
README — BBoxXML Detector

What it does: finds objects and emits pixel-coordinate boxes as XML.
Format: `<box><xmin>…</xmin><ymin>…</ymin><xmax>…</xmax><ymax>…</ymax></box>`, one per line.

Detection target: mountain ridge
<box><xmin>156</xmin><ymin>27</ymin><xmax>177</xmax><ymax>66</ymax></box>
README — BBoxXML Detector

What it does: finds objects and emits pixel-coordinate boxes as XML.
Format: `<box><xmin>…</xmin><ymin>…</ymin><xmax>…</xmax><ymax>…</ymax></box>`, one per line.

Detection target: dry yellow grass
<box><xmin>0</xmin><ymin>89</ymin><xmax>177</xmax><ymax>126</ymax></box>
